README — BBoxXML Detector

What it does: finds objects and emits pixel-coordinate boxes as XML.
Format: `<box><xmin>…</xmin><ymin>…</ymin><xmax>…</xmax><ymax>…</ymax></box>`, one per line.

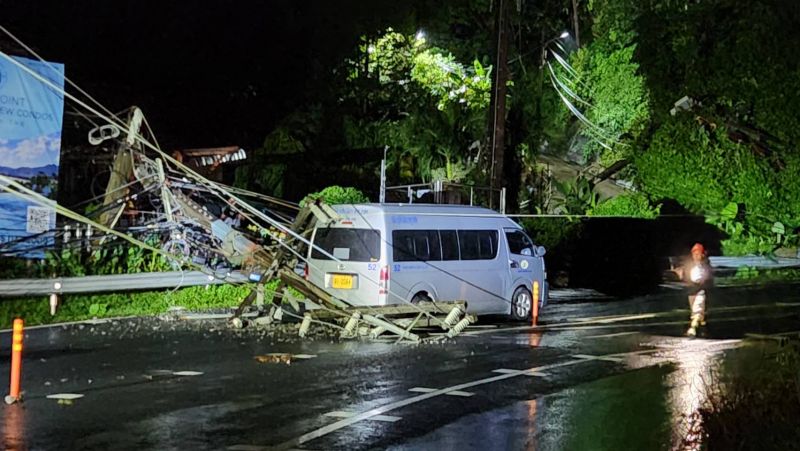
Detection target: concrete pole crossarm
<box><xmin>361</xmin><ymin>313</ymin><xmax>420</xmax><ymax>342</ymax></box>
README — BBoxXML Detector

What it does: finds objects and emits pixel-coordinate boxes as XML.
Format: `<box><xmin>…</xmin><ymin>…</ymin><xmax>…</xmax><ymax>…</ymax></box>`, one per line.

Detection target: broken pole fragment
<box><xmin>361</xmin><ymin>313</ymin><xmax>419</xmax><ymax>342</ymax></box>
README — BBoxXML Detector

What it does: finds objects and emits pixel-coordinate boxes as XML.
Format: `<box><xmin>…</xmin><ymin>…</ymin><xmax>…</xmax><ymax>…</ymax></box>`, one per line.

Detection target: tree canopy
<box><xmin>235</xmin><ymin>0</ymin><xmax>800</xmax><ymax>255</ymax></box>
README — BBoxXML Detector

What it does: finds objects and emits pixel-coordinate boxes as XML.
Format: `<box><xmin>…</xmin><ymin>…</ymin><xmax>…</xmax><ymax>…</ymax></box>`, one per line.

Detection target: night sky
<box><xmin>2</xmin><ymin>0</ymin><xmax>429</xmax><ymax>150</ymax></box>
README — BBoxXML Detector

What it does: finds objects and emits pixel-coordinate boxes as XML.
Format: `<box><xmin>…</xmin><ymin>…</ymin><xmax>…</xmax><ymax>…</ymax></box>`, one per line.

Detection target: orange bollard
<box><xmin>6</xmin><ymin>318</ymin><xmax>23</xmax><ymax>404</ymax></box>
<box><xmin>532</xmin><ymin>281</ymin><xmax>540</xmax><ymax>327</ymax></box>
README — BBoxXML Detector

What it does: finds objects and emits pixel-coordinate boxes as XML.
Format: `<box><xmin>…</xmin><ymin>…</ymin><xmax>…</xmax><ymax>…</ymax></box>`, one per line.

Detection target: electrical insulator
<box><xmin>298</xmin><ymin>314</ymin><xmax>312</xmax><ymax>337</ymax></box>
<box><xmin>441</xmin><ymin>306</ymin><xmax>463</xmax><ymax>329</ymax></box>
<box><xmin>341</xmin><ymin>311</ymin><xmax>361</xmax><ymax>338</ymax></box>
<box><xmin>447</xmin><ymin>317</ymin><xmax>472</xmax><ymax>338</ymax></box>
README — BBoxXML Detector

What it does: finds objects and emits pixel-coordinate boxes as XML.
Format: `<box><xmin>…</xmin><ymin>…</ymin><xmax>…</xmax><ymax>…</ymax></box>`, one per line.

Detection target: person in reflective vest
<box><xmin>675</xmin><ymin>242</ymin><xmax>713</xmax><ymax>337</ymax></box>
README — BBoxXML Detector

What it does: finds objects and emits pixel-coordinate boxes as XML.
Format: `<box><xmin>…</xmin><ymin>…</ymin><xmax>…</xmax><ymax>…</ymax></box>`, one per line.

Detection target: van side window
<box><xmin>311</xmin><ymin>228</ymin><xmax>381</xmax><ymax>262</ymax></box>
<box><xmin>392</xmin><ymin>230</ymin><xmax>441</xmax><ymax>262</ymax></box>
<box><xmin>458</xmin><ymin>230</ymin><xmax>498</xmax><ymax>260</ymax></box>
<box><xmin>439</xmin><ymin>230</ymin><xmax>459</xmax><ymax>260</ymax></box>
<box><xmin>506</xmin><ymin>230</ymin><xmax>534</xmax><ymax>256</ymax></box>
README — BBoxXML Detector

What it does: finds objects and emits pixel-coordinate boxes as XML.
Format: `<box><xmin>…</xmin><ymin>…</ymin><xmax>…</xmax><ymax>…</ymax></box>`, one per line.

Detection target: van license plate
<box><xmin>331</xmin><ymin>274</ymin><xmax>354</xmax><ymax>289</ymax></box>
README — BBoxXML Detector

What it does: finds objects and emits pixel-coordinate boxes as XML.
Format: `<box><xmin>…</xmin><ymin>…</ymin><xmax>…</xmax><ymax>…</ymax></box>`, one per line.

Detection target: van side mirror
<box><xmin>534</xmin><ymin>246</ymin><xmax>546</xmax><ymax>257</ymax></box>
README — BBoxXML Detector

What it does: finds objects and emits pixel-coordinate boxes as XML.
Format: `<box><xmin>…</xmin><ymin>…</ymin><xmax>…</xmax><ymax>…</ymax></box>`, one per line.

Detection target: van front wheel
<box><xmin>510</xmin><ymin>287</ymin><xmax>532</xmax><ymax>321</ymax></box>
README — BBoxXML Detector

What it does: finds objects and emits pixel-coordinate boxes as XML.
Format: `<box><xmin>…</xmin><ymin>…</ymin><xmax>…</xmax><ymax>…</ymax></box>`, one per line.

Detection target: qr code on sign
<box><xmin>27</xmin><ymin>206</ymin><xmax>53</xmax><ymax>233</ymax></box>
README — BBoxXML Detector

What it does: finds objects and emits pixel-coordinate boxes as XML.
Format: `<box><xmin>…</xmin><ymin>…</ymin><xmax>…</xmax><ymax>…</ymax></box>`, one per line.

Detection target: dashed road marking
<box><xmin>408</xmin><ymin>387</ymin><xmax>436</xmax><ymax>393</ymax></box>
<box><xmin>46</xmin><ymin>393</ymin><xmax>84</xmax><ymax>400</ymax></box>
<box><xmin>324</xmin><ymin>411</ymin><xmax>401</xmax><ymax>422</ymax></box>
<box><xmin>409</xmin><ymin>386</ymin><xmax>473</xmax><ymax>396</ymax></box>
<box><xmin>292</xmin><ymin>354</ymin><xmax>318</xmax><ymax>359</ymax></box>
<box><xmin>445</xmin><ymin>390</ymin><xmax>474</xmax><ymax>397</ymax></box>
<box><xmin>573</xmin><ymin>313</ymin><xmax>657</xmax><ymax>324</ymax></box>
<box><xmin>492</xmin><ymin>369</ymin><xmax>549</xmax><ymax>377</ymax></box>
<box><xmin>586</xmin><ymin>331</ymin><xmax>638</xmax><ymax>339</ymax></box>
<box><xmin>572</xmin><ymin>354</ymin><xmax>625</xmax><ymax>363</ymax></box>
<box><xmin>172</xmin><ymin>371</ymin><xmax>204</xmax><ymax>376</ymax></box>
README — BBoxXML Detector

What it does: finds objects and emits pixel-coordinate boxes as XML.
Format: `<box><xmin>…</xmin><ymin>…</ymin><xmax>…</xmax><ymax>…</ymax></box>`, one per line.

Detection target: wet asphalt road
<box><xmin>1</xmin><ymin>283</ymin><xmax>799</xmax><ymax>450</ymax></box>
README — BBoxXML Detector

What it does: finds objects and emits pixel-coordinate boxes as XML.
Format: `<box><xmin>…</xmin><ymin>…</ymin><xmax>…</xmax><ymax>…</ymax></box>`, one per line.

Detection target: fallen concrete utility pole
<box><xmin>0</xmin><ymin>101</ymin><xmax>478</xmax><ymax>342</ymax></box>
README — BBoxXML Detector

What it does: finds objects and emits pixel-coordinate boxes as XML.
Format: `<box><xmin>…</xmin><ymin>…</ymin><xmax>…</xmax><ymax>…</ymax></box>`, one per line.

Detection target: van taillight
<box><xmin>379</xmin><ymin>265</ymin><xmax>389</xmax><ymax>294</ymax></box>
<box><xmin>304</xmin><ymin>264</ymin><xmax>309</xmax><ymax>280</ymax></box>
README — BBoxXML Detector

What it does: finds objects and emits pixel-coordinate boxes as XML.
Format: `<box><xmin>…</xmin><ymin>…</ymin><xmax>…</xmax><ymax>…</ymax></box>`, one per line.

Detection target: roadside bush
<box><xmin>588</xmin><ymin>192</ymin><xmax>661</xmax><ymax>219</ymax></box>
<box><xmin>698</xmin><ymin>342</ymin><xmax>800</xmax><ymax>450</ymax></box>
<box><xmin>300</xmin><ymin>185</ymin><xmax>369</xmax><ymax>206</ymax></box>
<box><xmin>0</xmin><ymin>258</ymin><xmax>41</xmax><ymax>279</ymax></box>
<box><xmin>636</xmin><ymin>117</ymin><xmax>799</xmax><ymax>255</ymax></box>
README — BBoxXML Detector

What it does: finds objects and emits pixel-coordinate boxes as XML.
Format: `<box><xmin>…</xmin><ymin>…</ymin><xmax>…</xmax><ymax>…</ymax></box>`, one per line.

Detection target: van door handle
<box><xmin>509</xmin><ymin>259</ymin><xmax>519</xmax><ymax>269</ymax></box>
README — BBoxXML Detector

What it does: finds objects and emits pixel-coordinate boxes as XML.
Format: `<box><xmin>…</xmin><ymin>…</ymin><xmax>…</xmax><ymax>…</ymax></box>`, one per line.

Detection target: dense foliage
<box><xmin>231</xmin><ymin>0</ymin><xmax>800</xmax><ymax>256</ymax></box>
<box><xmin>341</xmin><ymin>29</ymin><xmax>493</xmax><ymax>184</ymax></box>
<box><xmin>588</xmin><ymin>192</ymin><xmax>660</xmax><ymax>219</ymax></box>
<box><xmin>300</xmin><ymin>185</ymin><xmax>369</xmax><ymax>206</ymax></box>
<box><xmin>558</xmin><ymin>0</ymin><xmax>800</xmax><ymax>254</ymax></box>
<box><xmin>635</xmin><ymin>118</ymin><xmax>800</xmax><ymax>254</ymax></box>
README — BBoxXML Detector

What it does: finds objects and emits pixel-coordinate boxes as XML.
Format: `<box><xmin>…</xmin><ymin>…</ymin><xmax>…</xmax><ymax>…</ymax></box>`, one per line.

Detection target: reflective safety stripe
<box><xmin>12</xmin><ymin>344</ymin><xmax>22</xmax><ymax>352</ymax></box>
<box><xmin>532</xmin><ymin>280</ymin><xmax>540</xmax><ymax>326</ymax></box>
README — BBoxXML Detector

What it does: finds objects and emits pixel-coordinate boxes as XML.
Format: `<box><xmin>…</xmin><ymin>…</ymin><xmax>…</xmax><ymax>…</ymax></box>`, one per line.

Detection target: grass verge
<box><xmin>698</xmin><ymin>341</ymin><xmax>800</xmax><ymax>450</ymax></box>
<box><xmin>0</xmin><ymin>283</ymin><xmax>265</xmax><ymax>329</ymax></box>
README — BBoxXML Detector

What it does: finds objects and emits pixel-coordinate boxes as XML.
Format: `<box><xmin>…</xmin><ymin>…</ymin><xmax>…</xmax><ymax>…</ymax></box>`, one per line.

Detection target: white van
<box><xmin>305</xmin><ymin>204</ymin><xmax>547</xmax><ymax>320</ymax></box>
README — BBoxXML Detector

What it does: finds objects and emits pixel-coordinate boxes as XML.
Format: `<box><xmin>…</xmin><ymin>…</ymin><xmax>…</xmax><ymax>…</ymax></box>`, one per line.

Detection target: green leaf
<box><xmin>720</xmin><ymin>202</ymin><xmax>738</xmax><ymax>222</ymax></box>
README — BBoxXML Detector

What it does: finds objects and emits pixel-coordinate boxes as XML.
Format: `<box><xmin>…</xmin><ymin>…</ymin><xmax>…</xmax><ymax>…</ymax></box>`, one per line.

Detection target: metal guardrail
<box><xmin>668</xmin><ymin>256</ymin><xmax>800</xmax><ymax>270</ymax></box>
<box><xmin>709</xmin><ymin>256</ymin><xmax>800</xmax><ymax>269</ymax></box>
<box><xmin>0</xmin><ymin>271</ymin><xmax>249</xmax><ymax>298</ymax></box>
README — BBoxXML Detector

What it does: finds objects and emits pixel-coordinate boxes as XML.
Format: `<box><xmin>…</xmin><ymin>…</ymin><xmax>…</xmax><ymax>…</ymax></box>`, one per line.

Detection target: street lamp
<box><xmin>540</xmin><ymin>31</ymin><xmax>571</xmax><ymax>67</ymax></box>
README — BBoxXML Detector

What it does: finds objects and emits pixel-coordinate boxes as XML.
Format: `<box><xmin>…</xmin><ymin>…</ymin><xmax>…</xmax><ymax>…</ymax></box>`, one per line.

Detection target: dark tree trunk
<box><xmin>571</xmin><ymin>0</ymin><xmax>581</xmax><ymax>47</ymax></box>
<box><xmin>489</xmin><ymin>0</ymin><xmax>510</xmax><ymax>197</ymax></box>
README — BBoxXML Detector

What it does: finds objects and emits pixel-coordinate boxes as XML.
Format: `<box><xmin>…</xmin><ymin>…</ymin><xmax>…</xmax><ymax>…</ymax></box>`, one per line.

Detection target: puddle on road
<box><xmin>1</xmin><ymin>404</ymin><xmax>26</xmax><ymax>451</ymax></box>
<box><xmin>389</xmin><ymin>340</ymin><xmax>744</xmax><ymax>451</ymax></box>
<box><xmin>390</xmin><ymin>365</ymin><xmax>674</xmax><ymax>451</ymax></box>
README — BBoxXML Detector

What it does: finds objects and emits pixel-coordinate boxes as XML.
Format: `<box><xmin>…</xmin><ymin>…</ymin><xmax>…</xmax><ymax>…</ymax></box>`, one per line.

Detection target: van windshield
<box><xmin>311</xmin><ymin>228</ymin><xmax>381</xmax><ymax>262</ymax></box>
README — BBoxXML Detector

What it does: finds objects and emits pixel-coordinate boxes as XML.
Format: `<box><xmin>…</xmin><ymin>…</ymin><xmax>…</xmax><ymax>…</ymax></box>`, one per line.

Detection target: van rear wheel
<box><xmin>411</xmin><ymin>293</ymin><xmax>433</xmax><ymax>304</ymax></box>
<box><xmin>510</xmin><ymin>286</ymin><xmax>532</xmax><ymax>321</ymax></box>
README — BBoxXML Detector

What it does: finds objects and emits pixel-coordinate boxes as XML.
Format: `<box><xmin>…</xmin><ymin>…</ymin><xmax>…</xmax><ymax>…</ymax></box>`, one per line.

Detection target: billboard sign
<box><xmin>0</xmin><ymin>55</ymin><xmax>65</xmax><ymax>258</ymax></box>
